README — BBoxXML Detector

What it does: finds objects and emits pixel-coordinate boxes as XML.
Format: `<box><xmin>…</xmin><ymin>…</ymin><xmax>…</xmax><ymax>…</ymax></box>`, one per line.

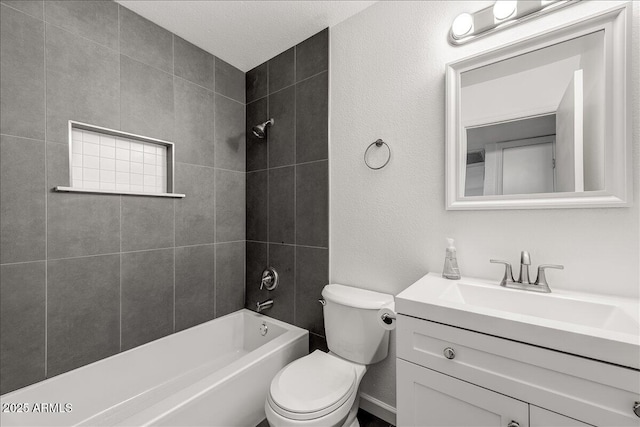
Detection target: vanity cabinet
<box><xmin>396</xmin><ymin>314</ymin><xmax>640</xmax><ymax>427</ymax></box>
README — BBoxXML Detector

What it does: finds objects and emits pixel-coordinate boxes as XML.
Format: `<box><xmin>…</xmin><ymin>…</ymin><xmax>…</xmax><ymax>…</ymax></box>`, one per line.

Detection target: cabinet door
<box><xmin>397</xmin><ymin>359</ymin><xmax>529</xmax><ymax>427</ymax></box>
<box><xmin>530</xmin><ymin>406</ymin><xmax>593</xmax><ymax>427</ymax></box>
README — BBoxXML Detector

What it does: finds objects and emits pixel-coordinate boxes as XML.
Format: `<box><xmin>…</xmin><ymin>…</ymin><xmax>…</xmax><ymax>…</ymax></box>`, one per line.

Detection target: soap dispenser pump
<box><xmin>442</xmin><ymin>238</ymin><xmax>461</xmax><ymax>280</ymax></box>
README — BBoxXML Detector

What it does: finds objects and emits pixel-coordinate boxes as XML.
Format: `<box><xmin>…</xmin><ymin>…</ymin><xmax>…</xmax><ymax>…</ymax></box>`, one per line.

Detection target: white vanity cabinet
<box><xmin>396</xmin><ymin>314</ymin><xmax>640</xmax><ymax>427</ymax></box>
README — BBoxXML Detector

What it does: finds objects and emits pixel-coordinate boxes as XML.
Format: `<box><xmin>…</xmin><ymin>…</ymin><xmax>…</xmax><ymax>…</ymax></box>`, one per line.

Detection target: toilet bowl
<box><xmin>265</xmin><ymin>351</ymin><xmax>366</xmax><ymax>427</ymax></box>
<box><xmin>265</xmin><ymin>284</ymin><xmax>394</xmax><ymax>427</ymax></box>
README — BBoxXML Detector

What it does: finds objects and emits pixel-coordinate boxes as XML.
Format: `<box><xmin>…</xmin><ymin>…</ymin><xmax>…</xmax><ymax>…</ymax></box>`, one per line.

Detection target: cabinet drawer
<box><xmin>397</xmin><ymin>315</ymin><xmax>640</xmax><ymax>426</ymax></box>
<box><xmin>397</xmin><ymin>358</ymin><xmax>529</xmax><ymax>427</ymax></box>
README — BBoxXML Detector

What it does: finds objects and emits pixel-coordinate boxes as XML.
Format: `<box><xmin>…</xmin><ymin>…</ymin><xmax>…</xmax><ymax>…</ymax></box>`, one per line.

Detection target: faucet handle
<box><xmin>490</xmin><ymin>260</ymin><xmax>515</xmax><ymax>287</ymax></box>
<box><xmin>534</xmin><ymin>264</ymin><xmax>564</xmax><ymax>292</ymax></box>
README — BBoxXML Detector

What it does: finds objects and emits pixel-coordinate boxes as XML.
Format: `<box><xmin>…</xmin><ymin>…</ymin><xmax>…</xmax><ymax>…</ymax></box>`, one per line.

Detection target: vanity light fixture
<box><xmin>451</xmin><ymin>12</ymin><xmax>474</xmax><ymax>39</ymax></box>
<box><xmin>493</xmin><ymin>0</ymin><xmax>517</xmax><ymax>21</ymax></box>
<box><xmin>448</xmin><ymin>0</ymin><xmax>580</xmax><ymax>45</ymax></box>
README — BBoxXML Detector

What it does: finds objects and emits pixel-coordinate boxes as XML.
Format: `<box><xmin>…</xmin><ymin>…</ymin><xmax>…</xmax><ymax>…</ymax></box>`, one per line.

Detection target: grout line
<box><xmin>119</xmin><ymin>196</ymin><xmax>122</xmax><ymax>351</ymax></box>
<box><xmin>173</xmin><ymin>198</ymin><xmax>176</xmax><ymax>331</ymax></box>
<box><xmin>248</xmin><ymin>68</ymin><xmax>327</xmax><ymax>104</ymax></box>
<box><xmin>293</xmin><ymin>44</ymin><xmax>298</xmax><ymax>325</ymax></box>
<box><xmin>246</xmin><ymin>158</ymin><xmax>328</xmax><ymax>174</ymax></box>
<box><xmin>118</xmin><ymin>5</ymin><xmax>122</xmax><ymax>353</ymax></box>
<box><xmin>0</xmin><ymin>259</ymin><xmax>48</xmax><ymax>267</ymax></box>
<box><xmin>0</xmin><ymin>133</ymin><xmax>46</xmax><ymax>142</ymax></box>
<box><xmin>43</xmin><ymin>19</ymin><xmax>48</xmax><ymax>379</ymax></box>
<box><xmin>213</xmin><ymin>166</ymin><xmax>217</xmax><ymax>319</ymax></box>
<box><xmin>213</xmin><ymin>242</ymin><xmax>217</xmax><ymax>319</ymax></box>
<box><xmin>172</xmin><ymin>44</ymin><xmax>177</xmax><ymax>329</ymax></box>
<box><xmin>117</xmin><ymin>4</ymin><xmax>120</xmax><ymax>53</ymax></box>
<box><xmin>245</xmin><ymin>240</ymin><xmax>328</xmax><ymax>250</ymax></box>
<box><xmin>117</xmin><ymin>5</ymin><xmax>121</xmax><ymax>131</ymax></box>
<box><xmin>0</xmin><ymin>1</ymin><xmax>43</xmax><ymax>19</ymax></box>
<box><xmin>213</xmin><ymin>91</ymin><xmax>244</xmax><ymax>105</ymax></box>
<box><xmin>43</xmin><ymin>15</ymin><xmax>120</xmax><ymax>54</ymax></box>
<box><xmin>266</xmin><ymin>63</ymin><xmax>270</xmax><ymax>266</ymax></box>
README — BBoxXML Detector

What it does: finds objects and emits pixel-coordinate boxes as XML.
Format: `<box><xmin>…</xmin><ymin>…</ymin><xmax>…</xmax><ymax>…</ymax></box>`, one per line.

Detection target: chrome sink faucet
<box><xmin>490</xmin><ymin>251</ymin><xmax>563</xmax><ymax>293</ymax></box>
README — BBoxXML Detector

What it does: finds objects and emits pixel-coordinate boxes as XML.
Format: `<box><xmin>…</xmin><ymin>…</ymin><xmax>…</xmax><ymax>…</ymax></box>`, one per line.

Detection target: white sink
<box><xmin>396</xmin><ymin>273</ymin><xmax>640</xmax><ymax>369</ymax></box>
<box><xmin>440</xmin><ymin>281</ymin><xmax>640</xmax><ymax>335</ymax></box>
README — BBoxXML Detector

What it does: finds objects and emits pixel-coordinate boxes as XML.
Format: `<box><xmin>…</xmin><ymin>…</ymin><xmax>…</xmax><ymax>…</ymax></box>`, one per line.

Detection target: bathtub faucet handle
<box><xmin>260</xmin><ymin>267</ymin><xmax>279</xmax><ymax>291</ymax></box>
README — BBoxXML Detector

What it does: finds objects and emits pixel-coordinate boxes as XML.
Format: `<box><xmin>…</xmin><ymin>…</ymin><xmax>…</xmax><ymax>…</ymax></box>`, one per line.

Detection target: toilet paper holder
<box><xmin>381</xmin><ymin>312</ymin><xmax>396</xmax><ymax>325</ymax></box>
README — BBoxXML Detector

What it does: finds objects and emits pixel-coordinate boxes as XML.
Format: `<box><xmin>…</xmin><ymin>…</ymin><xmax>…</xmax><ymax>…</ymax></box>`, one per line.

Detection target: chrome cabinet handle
<box><xmin>633</xmin><ymin>401</ymin><xmax>640</xmax><ymax>418</ymax></box>
<box><xmin>443</xmin><ymin>347</ymin><xmax>456</xmax><ymax>360</ymax></box>
<box><xmin>507</xmin><ymin>421</ymin><xmax>520</xmax><ymax>427</ymax></box>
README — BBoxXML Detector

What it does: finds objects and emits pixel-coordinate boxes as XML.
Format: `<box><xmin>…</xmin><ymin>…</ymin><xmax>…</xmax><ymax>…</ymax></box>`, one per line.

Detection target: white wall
<box><xmin>329</xmin><ymin>0</ymin><xmax>639</xmax><ymax>412</ymax></box>
<box><xmin>462</xmin><ymin>55</ymin><xmax>580</xmax><ymax>126</ymax></box>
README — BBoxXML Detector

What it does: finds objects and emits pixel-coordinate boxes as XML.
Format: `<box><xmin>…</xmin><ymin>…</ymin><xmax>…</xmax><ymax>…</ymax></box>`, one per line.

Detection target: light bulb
<box><xmin>451</xmin><ymin>13</ymin><xmax>474</xmax><ymax>39</ymax></box>
<box><xmin>493</xmin><ymin>0</ymin><xmax>517</xmax><ymax>21</ymax></box>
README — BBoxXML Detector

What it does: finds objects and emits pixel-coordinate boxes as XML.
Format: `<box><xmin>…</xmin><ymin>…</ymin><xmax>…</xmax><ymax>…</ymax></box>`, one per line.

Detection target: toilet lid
<box><xmin>269</xmin><ymin>350</ymin><xmax>357</xmax><ymax>415</ymax></box>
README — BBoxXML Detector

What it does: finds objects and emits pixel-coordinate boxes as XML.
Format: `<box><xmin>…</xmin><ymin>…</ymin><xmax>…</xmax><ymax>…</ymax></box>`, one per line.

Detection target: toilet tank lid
<box><xmin>322</xmin><ymin>284</ymin><xmax>394</xmax><ymax>309</ymax></box>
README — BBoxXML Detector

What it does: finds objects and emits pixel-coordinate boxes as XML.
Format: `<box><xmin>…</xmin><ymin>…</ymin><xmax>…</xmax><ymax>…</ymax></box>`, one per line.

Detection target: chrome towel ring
<box><xmin>364</xmin><ymin>139</ymin><xmax>391</xmax><ymax>170</ymax></box>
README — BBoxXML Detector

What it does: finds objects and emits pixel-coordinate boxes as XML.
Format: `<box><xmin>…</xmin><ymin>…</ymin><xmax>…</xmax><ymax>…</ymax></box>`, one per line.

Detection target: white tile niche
<box><xmin>56</xmin><ymin>121</ymin><xmax>184</xmax><ymax>198</ymax></box>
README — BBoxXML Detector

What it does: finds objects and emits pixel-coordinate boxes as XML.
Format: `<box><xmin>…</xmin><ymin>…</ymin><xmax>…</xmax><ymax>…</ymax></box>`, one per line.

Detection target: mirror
<box><xmin>446</xmin><ymin>3</ymin><xmax>631</xmax><ymax>210</ymax></box>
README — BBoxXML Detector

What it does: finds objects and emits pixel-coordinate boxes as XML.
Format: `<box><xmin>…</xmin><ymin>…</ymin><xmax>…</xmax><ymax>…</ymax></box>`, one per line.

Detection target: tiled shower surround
<box><xmin>244</xmin><ymin>29</ymin><xmax>330</xmax><ymax>351</ymax></box>
<box><xmin>0</xmin><ymin>1</ymin><xmax>246</xmax><ymax>394</ymax></box>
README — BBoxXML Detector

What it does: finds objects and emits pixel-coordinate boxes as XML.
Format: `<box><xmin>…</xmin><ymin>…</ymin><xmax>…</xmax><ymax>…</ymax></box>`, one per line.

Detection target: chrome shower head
<box><xmin>252</xmin><ymin>118</ymin><xmax>274</xmax><ymax>139</ymax></box>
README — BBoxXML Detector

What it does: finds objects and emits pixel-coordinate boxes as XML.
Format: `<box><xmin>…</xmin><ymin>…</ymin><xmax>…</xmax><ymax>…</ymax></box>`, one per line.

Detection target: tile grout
<box><xmin>246</xmin><ymin>158</ymin><xmax>328</xmax><ymax>174</ymax></box>
<box><xmin>10</xmin><ymin>243</ymin><xmax>235</xmax><ymax>266</ymax></box>
<box><xmin>247</xmin><ymin>68</ymin><xmax>328</xmax><ymax>105</ymax></box>
<box><xmin>43</xmin><ymin>14</ymin><xmax>48</xmax><ymax>376</ymax></box>
<box><xmin>246</xmin><ymin>240</ymin><xmax>328</xmax><ymax>250</ymax></box>
<box><xmin>293</xmin><ymin>44</ymin><xmax>298</xmax><ymax>326</ymax></box>
<box><xmin>118</xmin><ymin>4</ymin><xmax>123</xmax><ymax>354</ymax></box>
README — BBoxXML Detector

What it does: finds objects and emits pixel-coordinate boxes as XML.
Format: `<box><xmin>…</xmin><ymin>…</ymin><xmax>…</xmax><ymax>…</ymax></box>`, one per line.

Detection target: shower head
<box><xmin>252</xmin><ymin>118</ymin><xmax>274</xmax><ymax>139</ymax></box>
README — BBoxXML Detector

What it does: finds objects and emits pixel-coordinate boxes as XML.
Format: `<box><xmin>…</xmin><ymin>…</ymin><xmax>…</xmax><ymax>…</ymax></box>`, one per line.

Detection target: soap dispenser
<box><xmin>442</xmin><ymin>238</ymin><xmax>461</xmax><ymax>280</ymax></box>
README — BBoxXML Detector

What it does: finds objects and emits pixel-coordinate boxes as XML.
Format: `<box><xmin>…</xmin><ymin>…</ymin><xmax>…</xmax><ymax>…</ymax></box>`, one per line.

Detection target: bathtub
<box><xmin>0</xmin><ymin>309</ymin><xmax>308</xmax><ymax>427</ymax></box>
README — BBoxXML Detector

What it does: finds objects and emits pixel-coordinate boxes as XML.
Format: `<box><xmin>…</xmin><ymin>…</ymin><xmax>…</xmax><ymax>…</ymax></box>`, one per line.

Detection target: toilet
<box><xmin>265</xmin><ymin>284</ymin><xmax>394</xmax><ymax>427</ymax></box>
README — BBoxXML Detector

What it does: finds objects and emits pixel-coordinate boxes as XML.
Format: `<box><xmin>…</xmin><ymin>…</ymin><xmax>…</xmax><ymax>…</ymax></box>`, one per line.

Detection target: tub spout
<box><xmin>256</xmin><ymin>299</ymin><xmax>274</xmax><ymax>313</ymax></box>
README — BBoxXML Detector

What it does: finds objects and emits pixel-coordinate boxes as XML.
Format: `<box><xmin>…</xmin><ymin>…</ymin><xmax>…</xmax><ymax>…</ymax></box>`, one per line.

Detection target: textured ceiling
<box><xmin>116</xmin><ymin>1</ymin><xmax>376</xmax><ymax>72</ymax></box>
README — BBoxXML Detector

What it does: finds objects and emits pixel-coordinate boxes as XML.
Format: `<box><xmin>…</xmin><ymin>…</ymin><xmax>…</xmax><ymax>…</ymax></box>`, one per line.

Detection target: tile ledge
<box><xmin>54</xmin><ymin>186</ymin><xmax>185</xmax><ymax>198</ymax></box>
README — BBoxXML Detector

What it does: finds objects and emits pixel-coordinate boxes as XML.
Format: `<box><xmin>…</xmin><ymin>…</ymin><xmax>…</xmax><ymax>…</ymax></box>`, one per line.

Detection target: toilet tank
<box><xmin>321</xmin><ymin>284</ymin><xmax>394</xmax><ymax>364</ymax></box>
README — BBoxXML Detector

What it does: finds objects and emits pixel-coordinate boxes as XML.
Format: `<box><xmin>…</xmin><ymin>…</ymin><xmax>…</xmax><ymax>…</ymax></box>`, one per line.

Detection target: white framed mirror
<box><xmin>446</xmin><ymin>2</ymin><xmax>632</xmax><ymax>210</ymax></box>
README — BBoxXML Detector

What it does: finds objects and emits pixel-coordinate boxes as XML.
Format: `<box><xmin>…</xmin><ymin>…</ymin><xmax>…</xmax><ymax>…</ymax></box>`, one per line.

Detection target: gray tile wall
<box><xmin>245</xmin><ymin>29</ymin><xmax>329</xmax><ymax>351</ymax></box>
<box><xmin>0</xmin><ymin>1</ymin><xmax>246</xmax><ymax>394</ymax></box>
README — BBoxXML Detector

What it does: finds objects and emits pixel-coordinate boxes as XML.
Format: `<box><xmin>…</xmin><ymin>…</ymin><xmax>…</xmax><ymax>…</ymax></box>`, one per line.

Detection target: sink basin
<box><xmin>440</xmin><ymin>282</ymin><xmax>640</xmax><ymax>335</ymax></box>
<box><xmin>396</xmin><ymin>273</ymin><xmax>640</xmax><ymax>369</ymax></box>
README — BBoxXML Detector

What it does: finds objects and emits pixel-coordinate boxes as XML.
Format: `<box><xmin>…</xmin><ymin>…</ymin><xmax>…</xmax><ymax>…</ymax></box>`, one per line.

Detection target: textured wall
<box><xmin>0</xmin><ymin>1</ymin><xmax>246</xmax><ymax>394</ymax></box>
<box><xmin>330</xmin><ymin>0</ymin><xmax>639</xmax><ymax>410</ymax></box>
<box><xmin>245</xmin><ymin>29</ymin><xmax>329</xmax><ymax>352</ymax></box>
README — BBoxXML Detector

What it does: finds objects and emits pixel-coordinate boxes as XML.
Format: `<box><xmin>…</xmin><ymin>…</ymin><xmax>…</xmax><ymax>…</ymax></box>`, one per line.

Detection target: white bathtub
<box><xmin>0</xmin><ymin>309</ymin><xmax>308</xmax><ymax>427</ymax></box>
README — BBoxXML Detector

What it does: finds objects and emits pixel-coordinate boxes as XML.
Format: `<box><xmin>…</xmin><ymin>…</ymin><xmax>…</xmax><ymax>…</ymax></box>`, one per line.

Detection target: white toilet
<box><xmin>265</xmin><ymin>284</ymin><xmax>394</xmax><ymax>427</ymax></box>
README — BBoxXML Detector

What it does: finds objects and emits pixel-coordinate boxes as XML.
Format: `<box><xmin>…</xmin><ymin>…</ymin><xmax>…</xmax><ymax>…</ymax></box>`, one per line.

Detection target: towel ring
<box><xmin>364</xmin><ymin>139</ymin><xmax>391</xmax><ymax>170</ymax></box>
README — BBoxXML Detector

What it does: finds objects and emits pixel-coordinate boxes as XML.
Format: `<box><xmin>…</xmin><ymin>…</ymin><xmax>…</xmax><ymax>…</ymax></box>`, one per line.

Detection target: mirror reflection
<box><xmin>461</xmin><ymin>30</ymin><xmax>604</xmax><ymax>197</ymax></box>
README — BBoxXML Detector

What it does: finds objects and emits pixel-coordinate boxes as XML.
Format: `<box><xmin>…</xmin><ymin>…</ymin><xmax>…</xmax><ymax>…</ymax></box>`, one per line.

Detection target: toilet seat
<box><xmin>267</xmin><ymin>351</ymin><xmax>358</xmax><ymax>421</ymax></box>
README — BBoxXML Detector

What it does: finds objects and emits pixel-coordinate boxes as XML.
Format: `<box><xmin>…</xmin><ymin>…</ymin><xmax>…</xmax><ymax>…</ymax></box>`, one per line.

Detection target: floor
<box><xmin>357</xmin><ymin>408</ymin><xmax>396</xmax><ymax>427</ymax></box>
<box><xmin>256</xmin><ymin>409</ymin><xmax>394</xmax><ymax>427</ymax></box>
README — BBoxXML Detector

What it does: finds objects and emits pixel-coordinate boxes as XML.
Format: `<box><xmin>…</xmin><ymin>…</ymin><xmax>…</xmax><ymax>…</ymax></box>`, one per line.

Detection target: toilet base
<box><xmin>265</xmin><ymin>395</ymin><xmax>361</xmax><ymax>427</ymax></box>
<box><xmin>343</xmin><ymin>395</ymin><xmax>360</xmax><ymax>427</ymax></box>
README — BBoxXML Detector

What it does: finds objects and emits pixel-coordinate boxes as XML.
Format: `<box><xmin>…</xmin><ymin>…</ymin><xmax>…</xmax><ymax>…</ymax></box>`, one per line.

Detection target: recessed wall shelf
<box><xmin>53</xmin><ymin>186</ymin><xmax>185</xmax><ymax>198</ymax></box>
<box><xmin>59</xmin><ymin>121</ymin><xmax>185</xmax><ymax>198</ymax></box>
